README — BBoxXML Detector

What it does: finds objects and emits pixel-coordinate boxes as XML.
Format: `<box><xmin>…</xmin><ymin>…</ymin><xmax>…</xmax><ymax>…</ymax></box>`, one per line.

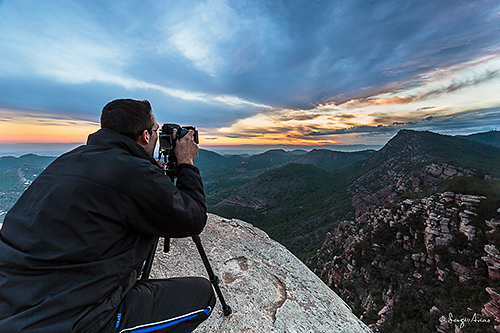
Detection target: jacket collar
<box><xmin>86</xmin><ymin>128</ymin><xmax>159</xmax><ymax>166</ymax></box>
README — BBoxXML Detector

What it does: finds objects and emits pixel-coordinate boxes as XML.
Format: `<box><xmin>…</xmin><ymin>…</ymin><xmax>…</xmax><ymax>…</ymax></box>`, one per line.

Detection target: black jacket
<box><xmin>0</xmin><ymin>128</ymin><xmax>207</xmax><ymax>332</ymax></box>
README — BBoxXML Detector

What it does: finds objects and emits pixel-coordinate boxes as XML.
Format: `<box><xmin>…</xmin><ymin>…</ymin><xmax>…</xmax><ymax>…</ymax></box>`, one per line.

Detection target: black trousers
<box><xmin>102</xmin><ymin>277</ymin><xmax>216</xmax><ymax>333</ymax></box>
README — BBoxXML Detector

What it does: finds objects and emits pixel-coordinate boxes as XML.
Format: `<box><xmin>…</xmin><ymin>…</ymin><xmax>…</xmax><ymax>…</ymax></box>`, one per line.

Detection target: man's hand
<box><xmin>174</xmin><ymin>129</ymin><xmax>198</xmax><ymax>165</ymax></box>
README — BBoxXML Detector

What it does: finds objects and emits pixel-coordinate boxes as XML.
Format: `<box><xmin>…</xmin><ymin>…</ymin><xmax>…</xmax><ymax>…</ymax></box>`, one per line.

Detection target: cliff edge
<box><xmin>150</xmin><ymin>213</ymin><xmax>370</xmax><ymax>332</ymax></box>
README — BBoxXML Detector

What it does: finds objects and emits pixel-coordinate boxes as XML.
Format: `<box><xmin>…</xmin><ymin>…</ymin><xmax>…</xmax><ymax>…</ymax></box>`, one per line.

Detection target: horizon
<box><xmin>1</xmin><ymin>128</ymin><xmax>497</xmax><ymax>158</ymax></box>
<box><xmin>1</xmin><ymin>1</ymin><xmax>500</xmax><ymax>149</ymax></box>
<box><xmin>0</xmin><ymin>141</ymin><xmax>384</xmax><ymax>158</ymax></box>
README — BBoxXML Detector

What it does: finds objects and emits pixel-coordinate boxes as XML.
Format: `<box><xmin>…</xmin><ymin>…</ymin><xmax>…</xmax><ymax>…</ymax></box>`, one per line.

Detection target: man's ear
<box><xmin>137</xmin><ymin>129</ymin><xmax>150</xmax><ymax>146</ymax></box>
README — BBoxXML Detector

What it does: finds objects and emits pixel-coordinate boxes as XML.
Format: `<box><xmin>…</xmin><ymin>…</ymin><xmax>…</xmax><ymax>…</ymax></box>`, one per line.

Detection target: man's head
<box><xmin>101</xmin><ymin>99</ymin><xmax>159</xmax><ymax>156</ymax></box>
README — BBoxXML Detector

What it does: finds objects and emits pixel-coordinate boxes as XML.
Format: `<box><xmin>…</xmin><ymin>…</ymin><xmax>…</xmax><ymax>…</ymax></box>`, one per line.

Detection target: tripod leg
<box><xmin>141</xmin><ymin>237</ymin><xmax>159</xmax><ymax>280</ymax></box>
<box><xmin>192</xmin><ymin>235</ymin><xmax>232</xmax><ymax>316</ymax></box>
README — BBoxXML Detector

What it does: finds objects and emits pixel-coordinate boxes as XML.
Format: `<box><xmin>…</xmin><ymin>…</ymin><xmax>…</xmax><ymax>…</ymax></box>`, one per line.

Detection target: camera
<box><xmin>158</xmin><ymin>123</ymin><xmax>199</xmax><ymax>178</ymax></box>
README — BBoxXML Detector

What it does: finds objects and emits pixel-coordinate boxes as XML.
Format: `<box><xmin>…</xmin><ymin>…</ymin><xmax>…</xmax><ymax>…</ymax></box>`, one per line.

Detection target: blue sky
<box><xmin>1</xmin><ymin>0</ymin><xmax>500</xmax><ymax>155</ymax></box>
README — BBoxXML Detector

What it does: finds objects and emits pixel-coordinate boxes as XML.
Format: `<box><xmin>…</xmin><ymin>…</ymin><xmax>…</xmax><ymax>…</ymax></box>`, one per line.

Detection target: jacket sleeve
<box><xmin>125</xmin><ymin>161</ymin><xmax>207</xmax><ymax>238</ymax></box>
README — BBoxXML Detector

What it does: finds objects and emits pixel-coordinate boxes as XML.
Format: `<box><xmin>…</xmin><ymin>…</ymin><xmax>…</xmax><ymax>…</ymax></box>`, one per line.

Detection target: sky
<box><xmin>1</xmin><ymin>0</ymin><xmax>500</xmax><ymax>156</ymax></box>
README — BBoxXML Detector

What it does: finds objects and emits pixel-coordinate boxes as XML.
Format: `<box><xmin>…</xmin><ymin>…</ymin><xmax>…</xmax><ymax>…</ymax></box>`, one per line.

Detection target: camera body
<box><xmin>158</xmin><ymin>123</ymin><xmax>199</xmax><ymax>178</ymax></box>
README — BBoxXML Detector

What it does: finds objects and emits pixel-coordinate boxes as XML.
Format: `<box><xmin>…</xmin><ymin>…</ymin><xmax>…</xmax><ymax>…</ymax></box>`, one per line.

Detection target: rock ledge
<box><xmin>150</xmin><ymin>214</ymin><xmax>370</xmax><ymax>332</ymax></box>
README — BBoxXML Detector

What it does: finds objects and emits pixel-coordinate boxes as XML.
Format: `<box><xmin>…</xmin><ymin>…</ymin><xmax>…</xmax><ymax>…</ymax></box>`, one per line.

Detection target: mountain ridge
<box><xmin>458</xmin><ymin>129</ymin><xmax>500</xmax><ymax>148</ymax></box>
<box><xmin>349</xmin><ymin>130</ymin><xmax>500</xmax><ymax>218</ymax></box>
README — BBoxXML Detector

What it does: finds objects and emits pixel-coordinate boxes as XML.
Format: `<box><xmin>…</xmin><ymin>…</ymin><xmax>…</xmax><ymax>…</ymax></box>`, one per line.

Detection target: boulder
<box><xmin>150</xmin><ymin>214</ymin><xmax>371</xmax><ymax>332</ymax></box>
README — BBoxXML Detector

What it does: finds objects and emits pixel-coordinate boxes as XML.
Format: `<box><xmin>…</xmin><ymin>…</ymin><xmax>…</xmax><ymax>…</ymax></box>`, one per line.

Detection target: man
<box><xmin>0</xmin><ymin>99</ymin><xmax>215</xmax><ymax>332</ymax></box>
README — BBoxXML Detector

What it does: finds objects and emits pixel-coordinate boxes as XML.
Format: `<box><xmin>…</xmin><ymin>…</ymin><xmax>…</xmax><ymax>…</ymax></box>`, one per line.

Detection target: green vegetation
<box><xmin>459</xmin><ymin>129</ymin><xmax>500</xmax><ymax>148</ymax></box>
<box><xmin>209</xmin><ymin>162</ymin><xmax>361</xmax><ymax>257</ymax></box>
<box><xmin>441</xmin><ymin>176</ymin><xmax>500</xmax><ymax>222</ymax></box>
<box><xmin>202</xmin><ymin>148</ymin><xmax>372</xmax><ymax>257</ymax></box>
<box><xmin>407</xmin><ymin>130</ymin><xmax>500</xmax><ymax>177</ymax></box>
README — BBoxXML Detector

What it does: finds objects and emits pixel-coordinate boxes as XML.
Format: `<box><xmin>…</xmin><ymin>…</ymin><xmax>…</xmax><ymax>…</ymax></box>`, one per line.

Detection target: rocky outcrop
<box><xmin>483</xmin><ymin>287</ymin><xmax>500</xmax><ymax>331</ymax></box>
<box><xmin>150</xmin><ymin>214</ymin><xmax>371</xmax><ymax>332</ymax></box>
<box><xmin>482</xmin><ymin>245</ymin><xmax>500</xmax><ymax>279</ymax></box>
<box><xmin>424</xmin><ymin>163</ymin><xmax>473</xmax><ymax>179</ymax></box>
<box><xmin>308</xmin><ymin>191</ymin><xmax>500</xmax><ymax>331</ymax></box>
<box><xmin>482</xmin><ymin>209</ymin><xmax>500</xmax><ymax>280</ymax></box>
<box><xmin>349</xmin><ymin>163</ymin><xmax>475</xmax><ymax>219</ymax></box>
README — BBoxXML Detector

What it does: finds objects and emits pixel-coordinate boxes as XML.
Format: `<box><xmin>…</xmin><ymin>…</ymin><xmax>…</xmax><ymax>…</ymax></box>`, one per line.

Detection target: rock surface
<box><xmin>150</xmin><ymin>214</ymin><xmax>371</xmax><ymax>332</ymax></box>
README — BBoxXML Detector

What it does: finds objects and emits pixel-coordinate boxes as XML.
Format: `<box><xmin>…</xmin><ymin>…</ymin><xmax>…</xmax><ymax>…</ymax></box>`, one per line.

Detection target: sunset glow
<box><xmin>0</xmin><ymin>110</ymin><xmax>99</xmax><ymax>144</ymax></box>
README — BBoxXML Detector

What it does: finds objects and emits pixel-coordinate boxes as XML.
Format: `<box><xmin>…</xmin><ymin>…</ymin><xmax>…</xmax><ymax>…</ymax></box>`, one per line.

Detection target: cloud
<box><xmin>418</xmin><ymin>69</ymin><xmax>500</xmax><ymax>101</ymax></box>
<box><xmin>405</xmin><ymin>107</ymin><xmax>500</xmax><ymax>134</ymax></box>
<box><xmin>132</xmin><ymin>0</ymin><xmax>500</xmax><ymax>108</ymax></box>
<box><xmin>0</xmin><ymin>0</ymin><xmax>272</xmax><ymax>124</ymax></box>
<box><xmin>207</xmin><ymin>52</ymin><xmax>500</xmax><ymax>145</ymax></box>
<box><xmin>0</xmin><ymin>2</ymin><xmax>127</xmax><ymax>81</ymax></box>
<box><xmin>1</xmin><ymin>0</ymin><xmax>500</xmax><ymax>149</ymax></box>
<box><xmin>334</xmin><ymin>55</ymin><xmax>500</xmax><ymax>110</ymax></box>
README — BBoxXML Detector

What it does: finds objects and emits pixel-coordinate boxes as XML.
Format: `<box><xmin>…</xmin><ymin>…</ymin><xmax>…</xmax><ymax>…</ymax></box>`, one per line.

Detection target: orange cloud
<box><xmin>0</xmin><ymin>112</ymin><xmax>99</xmax><ymax>143</ymax></box>
<box><xmin>339</xmin><ymin>95</ymin><xmax>416</xmax><ymax>109</ymax></box>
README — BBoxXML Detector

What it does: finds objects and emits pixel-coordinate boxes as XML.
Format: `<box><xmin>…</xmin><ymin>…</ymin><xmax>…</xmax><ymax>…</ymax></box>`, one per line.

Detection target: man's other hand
<box><xmin>174</xmin><ymin>129</ymin><xmax>198</xmax><ymax>165</ymax></box>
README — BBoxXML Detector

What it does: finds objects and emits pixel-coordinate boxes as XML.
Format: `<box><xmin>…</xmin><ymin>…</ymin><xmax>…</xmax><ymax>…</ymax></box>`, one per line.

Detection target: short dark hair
<box><xmin>100</xmin><ymin>99</ymin><xmax>154</xmax><ymax>140</ymax></box>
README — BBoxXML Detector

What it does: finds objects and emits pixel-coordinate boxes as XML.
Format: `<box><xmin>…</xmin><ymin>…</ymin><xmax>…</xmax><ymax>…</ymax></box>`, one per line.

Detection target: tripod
<box><xmin>141</xmin><ymin>235</ymin><xmax>232</xmax><ymax>317</ymax></box>
<box><xmin>144</xmin><ymin>126</ymin><xmax>231</xmax><ymax>316</ymax></box>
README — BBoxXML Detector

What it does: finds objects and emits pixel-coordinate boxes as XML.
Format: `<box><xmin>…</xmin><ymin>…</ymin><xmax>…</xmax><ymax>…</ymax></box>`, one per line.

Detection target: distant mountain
<box><xmin>0</xmin><ymin>154</ymin><xmax>55</xmax><ymax>173</ymax></box>
<box><xmin>458</xmin><ymin>130</ymin><xmax>500</xmax><ymax>148</ymax></box>
<box><xmin>198</xmin><ymin>147</ymin><xmax>374</xmax><ymax>175</ymax></box>
<box><xmin>197</xmin><ymin>148</ymin><xmax>375</xmax><ymax>202</ymax></box>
